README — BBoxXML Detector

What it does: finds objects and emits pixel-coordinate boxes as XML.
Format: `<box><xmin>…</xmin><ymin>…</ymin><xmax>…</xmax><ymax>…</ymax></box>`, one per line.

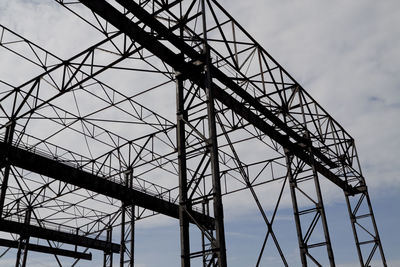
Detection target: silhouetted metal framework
<box><xmin>0</xmin><ymin>0</ymin><xmax>386</xmax><ymax>266</ymax></box>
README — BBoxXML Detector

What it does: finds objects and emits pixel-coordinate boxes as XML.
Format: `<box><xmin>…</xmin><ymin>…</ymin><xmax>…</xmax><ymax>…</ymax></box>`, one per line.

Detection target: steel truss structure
<box><xmin>0</xmin><ymin>0</ymin><xmax>386</xmax><ymax>266</ymax></box>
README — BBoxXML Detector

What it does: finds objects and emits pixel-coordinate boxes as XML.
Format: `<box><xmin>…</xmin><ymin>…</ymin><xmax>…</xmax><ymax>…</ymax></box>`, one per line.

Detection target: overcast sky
<box><xmin>228</xmin><ymin>2</ymin><xmax>400</xmax><ymax>266</ymax></box>
<box><xmin>0</xmin><ymin>0</ymin><xmax>399</xmax><ymax>266</ymax></box>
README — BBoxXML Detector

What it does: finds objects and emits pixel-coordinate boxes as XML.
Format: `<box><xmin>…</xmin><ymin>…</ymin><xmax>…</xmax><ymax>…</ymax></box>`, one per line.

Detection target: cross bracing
<box><xmin>0</xmin><ymin>1</ymin><xmax>386</xmax><ymax>266</ymax></box>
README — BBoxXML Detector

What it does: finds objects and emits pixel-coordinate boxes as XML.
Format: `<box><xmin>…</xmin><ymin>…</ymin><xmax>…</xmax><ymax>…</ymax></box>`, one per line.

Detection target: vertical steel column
<box><xmin>1</xmin><ymin>124</ymin><xmax>16</xmax><ymax>263</ymax></box>
<box><xmin>201</xmin><ymin>200</ymin><xmax>216</xmax><ymax>267</ymax></box>
<box><xmin>175</xmin><ymin>5</ymin><xmax>191</xmax><ymax>264</ymax></box>
<box><xmin>201</xmin><ymin>1</ymin><xmax>227</xmax><ymax>266</ymax></box>
<box><xmin>0</xmin><ymin>124</ymin><xmax>15</xmax><ymax>217</ymax></box>
<box><xmin>104</xmin><ymin>227</ymin><xmax>113</xmax><ymax>267</ymax></box>
<box><xmin>120</xmin><ymin>205</ymin><xmax>135</xmax><ymax>267</ymax></box>
<box><xmin>284</xmin><ymin>142</ymin><xmax>335</xmax><ymax>266</ymax></box>
<box><xmin>0</xmin><ymin>165</ymin><xmax>11</xmax><ymax>218</ymax></box>
<box><xmin>345</xmin><ymin>189</ymin><xmax>387</xmax><ymax>267</ymax></box>
<box><xmin>285</xmin><ymin>151</ymin><xmax>307</xmax><ymax>266</ymax></box>
<box><xmin>340</xmin><ymin>154</ymin><xmax>386</xmax><ymax>267</ymax></box>
<box><xmin>176</xmin><ymin>72</ymin><xmax>191</xmax><ymax>267</ymax></box>
<box><xmin>15</xmin><ymin>208</ymin><xmax>31</xmax><ymax>267</ymax></box>
<box><xmin>132</xmin><ymin>210</ymin><xmax>135</xmax><ymax>266</ymax></box>
<box><xmin>120</xmin><ymin>208</ymin><xmax>126</xmax><ymax>266</ymax></box>
<box><xmin>290</xmin><ymin>91</ymin><xmax>335</xmax><ymax>266</ymax></box>
<box><xmin>120</xmin><ymin>170</ymin><xmax>135</xmax><ymax>267</ymax></box>
<box><xmin>307</xmin><ymin>141</ymin><xmax>335</xmax><ymax>267</ymax></box>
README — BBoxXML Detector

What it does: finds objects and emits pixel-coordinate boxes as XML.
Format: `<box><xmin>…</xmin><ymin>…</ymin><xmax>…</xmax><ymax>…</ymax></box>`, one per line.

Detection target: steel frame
<box><xmin>0</xmin><ymin>0</ymin><xmax>386</xmax><ymax>266</ymax></box>
<box><xmin>285</xmin><ymin>150</ymin><xmax>334</xmax><ymax>266</ymax></box>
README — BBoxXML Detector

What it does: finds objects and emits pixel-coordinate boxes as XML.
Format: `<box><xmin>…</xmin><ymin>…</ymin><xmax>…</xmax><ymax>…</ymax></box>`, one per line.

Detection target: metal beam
<box><xmin>0</xmin><ymin>143</ymin><xmax>215</xmax><ymax>229</ymax></box>
<box><xmin>0</xmin><ymin>238</ymin><xmax>92</xmax><ymax>260</ymax></box>
<box><xmin>78</xmin><ymin>0</ymin><xmax>359</xmax><ymax>195</ymax></box>
<box><xmin>0</xmin><ymin>219</ymin><xmax>119</xmax><ymax>253</ymax></box>
<box><xmin>114</xmin><ymin>0</ymin><xmax>336</xmax><ymax>169</ymax></box>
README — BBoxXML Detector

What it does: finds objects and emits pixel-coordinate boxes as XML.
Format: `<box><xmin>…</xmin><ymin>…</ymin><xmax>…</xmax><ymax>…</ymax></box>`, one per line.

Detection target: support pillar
<box><xmin>201</xmin><ymin>1</ymin><xmax>227</xmax><ymax>266</ymax></box>
<box><xmin>201</xmin><ymin>200</ymin><xmax>216</xmax><ymax>267</ymax></box>
<box><xmin>308</xmin><ymin>148</ymin><xmax>335</xmax><ymax>266</ymax></box>
<box><xmin>120</xmin><ymin>205</ymin><xmax>135</xmax><ymax>267</ymax></box>
<box><xmin>201</xmin><ymin>0</ymin><xmax>227</xmax><ymax>267</ymax></box>
<box><xmin>345</xmin><ymin>187</ymin><xmax>387</xmax><ymax>266</ymax></box>
<box><xmin>176</xmin><ymin>73</ymin><xmax>191</xmax><ymax>267</ymax></box>
<box><xmin>175</xmin><ymin>2</ymin><xmax>228</xmax><ymax>263</ymax></box>
<box><xmin>285</xmin><ymin>152</ymin><xmax>307</xmax><ymax>266</ymax></box>
<box><xmin>2</xmin><ymin>124</ymin><xmax>16</xmax><ymax>263</ymax></box>
<box><xmin>120</xmin><ymin>170</ymin><xmax>135</xmax><ymax>267</ymax></box>
<box><xmin>15</xmin><ymin>208</ymin><xmax>31</xmax><ymax>267</ymax></box>
<box><xmin>0</xmin><ymin>124</ymin><xmax>15</xmax><ymax>217</ymax></box>
<box><xmin>339</xmin><ymin>154</ymin><xmax>386</xmax><ymax>267</ymax></box>
<box><xmin>103</xmin><ymin>227</ymin><xmax>113</xmax><ymax>267</ymax></box>
<box><xmin>285</xmin><ymin>148</ymin><xmax>335</xmax><ymax>266</ymax></box>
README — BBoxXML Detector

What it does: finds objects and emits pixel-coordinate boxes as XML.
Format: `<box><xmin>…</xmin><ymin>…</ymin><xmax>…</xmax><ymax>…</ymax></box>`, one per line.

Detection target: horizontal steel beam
<box><xmin>0</xmin><ymin>219</ymin><xmax>119</xmax><ymax>253</ymax></box>
<box><xmin>114</xmin><ymin>0</ymin><xmax>335</xmax><ymax>169</ymax></box>
<box><xmin>78</xmin><ymin>0</ymin><xmax>359</xmax><ymax>195</ymax></box>
<box><xmin>0</xmin><ymin>143</ymin><xmax>214</xmax><ymax>229</ymax></box>
<box><xmin>0</xmin><ymin>238</ymin><xmax>92</xmax><ymax>260</ymax></box>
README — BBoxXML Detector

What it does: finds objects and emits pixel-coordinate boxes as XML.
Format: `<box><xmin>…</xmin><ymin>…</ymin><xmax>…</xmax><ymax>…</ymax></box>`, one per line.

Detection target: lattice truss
<box><xmin>0</xmin><ymin>0</ymin><xmax>387</xmax><ymax>266</ymax></box>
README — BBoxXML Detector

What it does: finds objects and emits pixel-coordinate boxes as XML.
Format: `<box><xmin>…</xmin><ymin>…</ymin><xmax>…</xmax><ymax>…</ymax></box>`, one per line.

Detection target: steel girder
<box><xmin>0</xmin><ymin>218</ymin><xmax>120</xmax><ymax>253</ymax></box>
<box><xmin>0</xmin><ymin>141</ymin><xmax>214</xmax><ymax>228</ymax></box>
<box><xmin>0</xmin><ymin>238</ymin><xmax>92</xmax><ymax>260</ymax></box>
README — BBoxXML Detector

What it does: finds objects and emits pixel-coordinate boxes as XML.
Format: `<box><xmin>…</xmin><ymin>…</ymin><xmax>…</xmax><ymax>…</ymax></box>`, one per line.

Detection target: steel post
<box><xmin>15</xmin><ymin>208</ymin><xmax>31</xmax><ymax>267</ymax></box>
<box><xmin>285</xmin><ymin>152</ymin><xmax>308</xmax><ymax>266</ymax></box>
<box><xmin>201</xmin><ymin>1</ymin><xmax>227</xmax><ymax>266</ymax></box>
<box><xmin>176</xmin><ymin>73</ymin><xmax>191</xmax><ymax>267</ymax></box>
<box><xmin>308</xmin><ymin>156</ymin><xmax>335</xmax><ymax>266</ymax></box>
<box><xmin>345</xmin><ymin>189</ymin><xmax>387</xmax><ymax>267</ymax></box>
<box><xmin>104</xmin><ymin>227</ymin><xmax>113</xmax><ymax>267</ymax></box>
<box><xmin>120</xmin><ymin>170</ymin><xmax>135</xmax><ymax>267</ymax></box>
<box><xmin>0</xmin><ymin>124</ymin><xmax>15</xmax><ymax>218</ymax></box>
